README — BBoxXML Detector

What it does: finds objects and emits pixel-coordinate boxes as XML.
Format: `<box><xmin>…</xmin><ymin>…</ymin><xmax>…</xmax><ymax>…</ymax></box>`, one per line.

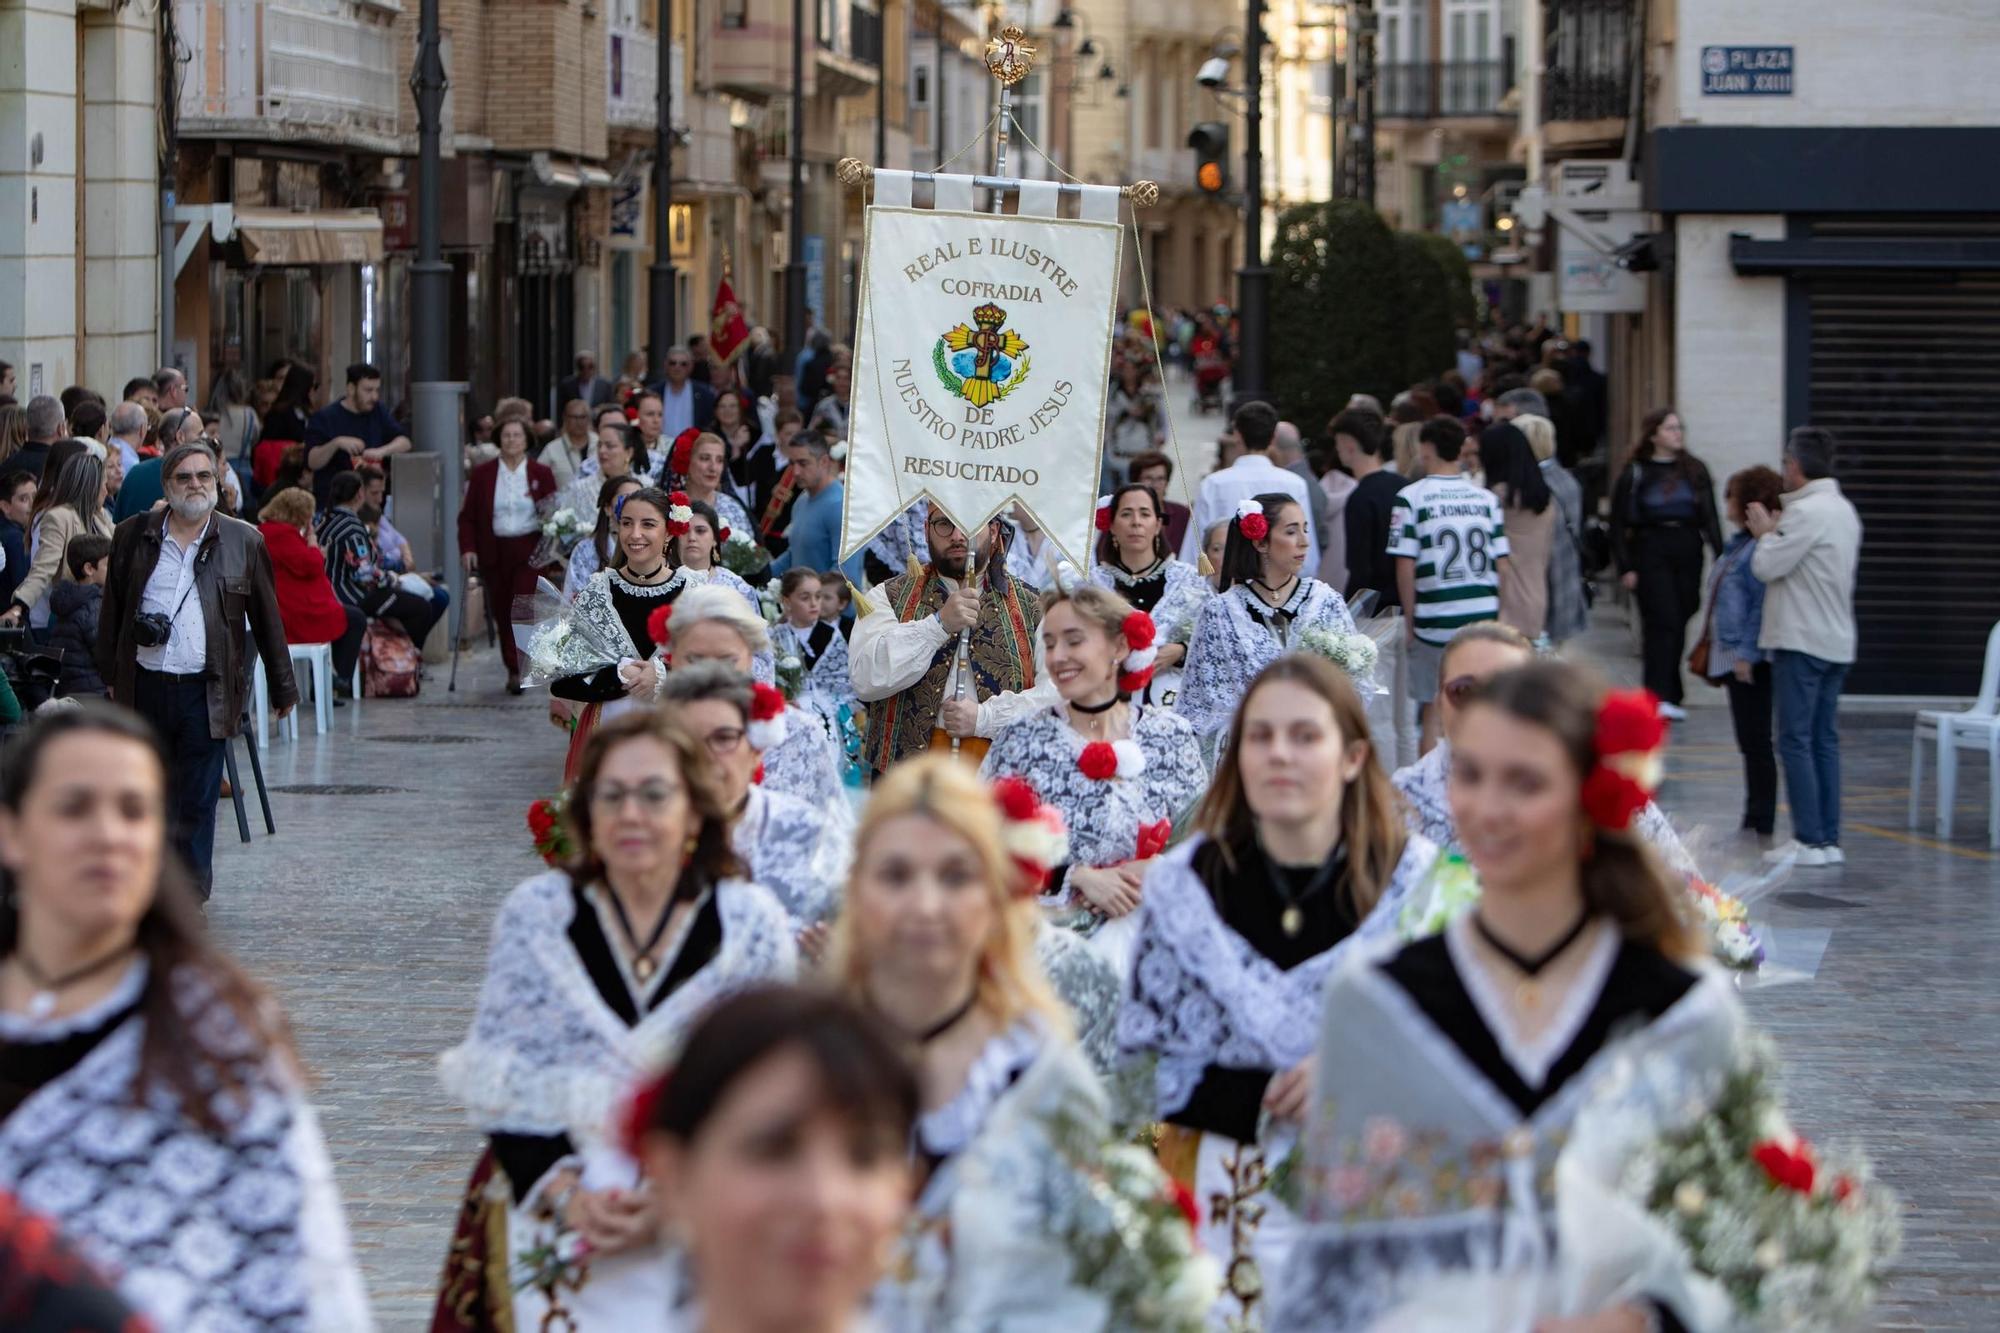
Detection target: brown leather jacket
<box><xmin>98</xmin><ymin>509</ymin><xmax>299</xmax><ymax>739</ymax></box>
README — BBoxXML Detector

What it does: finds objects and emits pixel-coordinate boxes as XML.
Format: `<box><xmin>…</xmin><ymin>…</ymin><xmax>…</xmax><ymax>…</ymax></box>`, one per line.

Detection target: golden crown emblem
<box><xmin>972</xmin><ymin>302</ymin><xmax>1007</xmax><ymax>329</ymax></box>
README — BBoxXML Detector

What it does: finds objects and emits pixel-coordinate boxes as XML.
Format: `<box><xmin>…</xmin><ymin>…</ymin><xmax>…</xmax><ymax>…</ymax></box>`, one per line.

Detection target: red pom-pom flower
<box><xmin>1597</xmin><ymin>687</ymin><xmax>1666</xmax><ymax>755</ymax></box>
<box><xmin>1580</xmin><ymin>766</ymin><xmax>1651</xmax><ymax>833</ymax></box>
<box><xmin>669</xmin><ymin>428</ymin><xmax>702</xmax><ymax>477</ymax></box>
<box><xmin>646</xmin><ymin>603</ymin><xmax>674</xmax><ymax>649</ymax></box>
<box><xmin>1116</xmin><ymin>609</ymin><xmax>1160</xmax><ymax>695</ymax></box>
<box><xmin>1580</xmin><ymin>687</ymin><xmax>1668</xmax><ymax>831</ymax></box>
<box><xmin>993</xmin><ymin>775</ymin><xmax>1042</xmax><ymax>822</ymax></box>
<box><xmin>619</xmin><ymin>1071</ymin><xmax>669</xmax><ymax>1161</ymax></box>
<box><xmin>1093</xmin><ymin>495</ymin><xmax>1114</xmax><ymax>532</ymax></box>
<box><xmin>746</xmin><ymin>682</ymin><xmax>789</xmax><ymax>751</ymax></box>
<box><xmin>991</xmin><ymin>776</ymin><xmax>1070</xmax><ymax>899</ymax></box>
<box><xmin>1235</xmin><ymin>498</ymin><xmax>1269</xmax><ymax>541</ymax></box>
<box><xmin>1121</xmin><ymin>611</ymin><xmax>1157</xmax><ymax>651</ymax></box>
<box><xmin>1078</xmin><ymin>740</ymin><xmax>1119</xmax><ymax>781</ymax></box>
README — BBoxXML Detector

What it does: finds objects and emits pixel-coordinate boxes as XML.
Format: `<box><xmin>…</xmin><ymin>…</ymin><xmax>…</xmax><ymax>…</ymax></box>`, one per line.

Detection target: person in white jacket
<box><xmin>1745</xmin><ymin>426</ymin><xmax>1862</xmax><ymax>868</ymax></box>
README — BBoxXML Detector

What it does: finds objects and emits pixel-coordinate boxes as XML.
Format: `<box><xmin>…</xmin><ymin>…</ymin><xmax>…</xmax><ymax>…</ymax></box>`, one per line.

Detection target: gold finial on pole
<box><xmin>984</xmin><ymin>25</ymin><xmax>1038</xmax><ymax>86</ymax></box>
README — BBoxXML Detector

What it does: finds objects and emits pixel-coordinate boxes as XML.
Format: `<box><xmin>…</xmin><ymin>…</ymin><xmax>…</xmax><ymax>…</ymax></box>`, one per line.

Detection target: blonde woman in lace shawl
<box><xmin>1119</xmin><ymin>654</ymin><xmax>1440</xmax><ymax>1331</ymax></box>
<box><xmin>435</xmin><ymin>711</ymin><xmax>796</xmax><ymax>1331</ymax></box>
<box><xmin>835</xmin><ymin>757</ymin><xmax>1212</xmax><ymax>1331</ymax></box>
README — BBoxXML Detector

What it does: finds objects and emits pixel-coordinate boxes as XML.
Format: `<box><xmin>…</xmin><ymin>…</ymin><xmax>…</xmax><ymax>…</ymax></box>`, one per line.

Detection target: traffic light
<box><xmin>1188</xmin><ymin>121</ymin><xmax>1229</xmax><ymax>196</ymax></box>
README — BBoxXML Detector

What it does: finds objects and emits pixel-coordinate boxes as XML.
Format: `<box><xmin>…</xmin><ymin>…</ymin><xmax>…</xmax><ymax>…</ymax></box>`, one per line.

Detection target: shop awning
<box><xmin>235</xmin><ymin>208</ymin><xmax>386</xmax><ymax>265</ymax></box>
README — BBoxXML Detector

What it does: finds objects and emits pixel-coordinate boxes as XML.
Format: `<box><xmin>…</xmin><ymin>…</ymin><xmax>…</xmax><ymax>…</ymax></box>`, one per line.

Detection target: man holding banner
<box><xmin>849</xmin><ymin>506</ymin><xmax>1053</xmax><ymax>774</ymax></box>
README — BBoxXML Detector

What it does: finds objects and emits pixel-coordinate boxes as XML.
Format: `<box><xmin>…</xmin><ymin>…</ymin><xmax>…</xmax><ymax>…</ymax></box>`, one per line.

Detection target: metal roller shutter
<box><xmin>1805</xmin><ymin>250</ymin><xmax>2000</xmax><ymax>695</ymax></box>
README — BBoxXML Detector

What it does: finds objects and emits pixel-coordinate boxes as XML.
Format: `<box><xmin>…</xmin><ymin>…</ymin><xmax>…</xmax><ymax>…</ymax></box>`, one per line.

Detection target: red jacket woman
<box><xmin>458</xmin><ymin>419</ymin><xmax>560</xmax><ymax>693</ymax></box>
<box><xmin>259</xmin><ymin>486</ymin><xmax>369</xmax><ymax>691</ymax></box>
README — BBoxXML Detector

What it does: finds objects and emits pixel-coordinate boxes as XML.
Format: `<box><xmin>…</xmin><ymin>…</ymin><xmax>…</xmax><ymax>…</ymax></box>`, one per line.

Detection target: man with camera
<box><xmin>99</xmin><ymin>441</ymin><xmax>296</xmax><ymax>898</ymax></box>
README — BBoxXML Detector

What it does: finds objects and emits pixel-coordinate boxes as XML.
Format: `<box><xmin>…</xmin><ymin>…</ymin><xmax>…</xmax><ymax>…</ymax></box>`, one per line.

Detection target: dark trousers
<box><xmin>330</xmin><ymin>604</ymin><xmax>367</xmax><ymax>685</ymax></box>
<box><xmin>1726</xmin><ymin>661</ymin><xmax>1778</xmax><ymax>836</ymax></box>
<box><xmin>131</xmin><ymin>669</ymin><xmax>226</xmax><ymax>899</ymax></box>
<box><xmin>369</xmin><ymin>587</ymin><xmax>446</xmax><ymax>655</ymax></box>
<box><xmin>485</xmin><ymin>533</ymin><xmax>543</xmax><ymax>676</ymax></box>
<box><xmin>1632</xmin><ymin>528</ymin><xmax>1706</xmax><ymax>704</ymax></box>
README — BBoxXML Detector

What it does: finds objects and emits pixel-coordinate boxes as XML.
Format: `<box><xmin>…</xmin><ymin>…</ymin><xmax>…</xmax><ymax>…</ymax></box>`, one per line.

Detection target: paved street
<box><xmin>204</xmin><ymin>598</ymin><xmax>2000</xmax><ymax>1329</ymax></box>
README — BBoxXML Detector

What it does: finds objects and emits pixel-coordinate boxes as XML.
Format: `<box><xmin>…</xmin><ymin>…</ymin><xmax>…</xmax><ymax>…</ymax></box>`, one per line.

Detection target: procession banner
<box><xmin>840</xmin><ymin>201</ymin><xmax>1122</xmax><ymax>570</ymax></box>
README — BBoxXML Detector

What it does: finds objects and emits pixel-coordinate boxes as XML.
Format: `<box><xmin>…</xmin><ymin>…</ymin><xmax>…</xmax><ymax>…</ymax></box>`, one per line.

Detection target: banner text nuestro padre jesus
<box><xmin>841</xmin><ymin>204</ymin><xmax>1121</xmax><ymax>571</ymax></box>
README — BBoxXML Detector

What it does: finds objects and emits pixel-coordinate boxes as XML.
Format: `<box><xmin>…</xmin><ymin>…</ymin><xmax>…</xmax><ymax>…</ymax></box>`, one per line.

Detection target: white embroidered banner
<box><xmin>840</xmin><ymin>204</ymin><xmax>1122</xmax><ymax>570</ymax></box>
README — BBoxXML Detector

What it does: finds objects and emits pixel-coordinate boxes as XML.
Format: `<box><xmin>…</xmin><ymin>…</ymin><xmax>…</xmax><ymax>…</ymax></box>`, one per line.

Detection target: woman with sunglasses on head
<box><xmin>1393</xmin><ymin>622</ymin><xmax>1697</xmax><ymax>879</ymax></box>
<box><xmin>978</xmin><ymin>584</ymin><xmax>1204</xmax><ymax>975</ymax></box>
<box><xmin>435</xmin><ymin>710</ymin><xmax>796</xmax><ymax>1332</ymax></box>
<box><xmin>1177</xmin><ymin>492</ymin><xmax>1357</xmax><ymax>753</ymax></box>
<box><xmin>0</xmin><ymin>706</ymin><xmax>369</xmax><ymax>1328</ymax></box>
<box><xmin>1088</xmin><ymin>482</ymin><xmax>1211</xmax><ymax>708</ymax></box>
<box><xmin>1271</xmin><ymin>661</ymin><xmax>1742</xmax><ymax>1332</ymax></box>
<box><xmin>1120</xmin><ymin>655</ymin><xmax>1439</xmax><ymax>1331</ymax></box>
<box><xmin>633</xmin><ymin>987</ymin><xmax>918</xmax><ymax>1333</ymax></box>
<box><xmin>543</xmin><ymin>487</ymin><xmax>683</xmax><ymax>781</ymax></box>
<box><xmin>659</xmin><ymin>664</ymin><xmax>850</xmax><ymax>940</ymax></box>
<box><xmin>836</xmin><ymin>757</ymin><xmax>1211</xmax><ymax>1331</ymax></box>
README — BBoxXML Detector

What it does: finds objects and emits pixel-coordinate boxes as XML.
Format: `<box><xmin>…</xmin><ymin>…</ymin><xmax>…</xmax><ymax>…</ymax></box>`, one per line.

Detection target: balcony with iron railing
<box><xmin>1376</xmin><ymin>59</ymin><xmax>1513</xmax><ymax>120</ymax></box>
<box><xmin>174</xmin><ymin>0</ymin><xmax>402</xmax><ymax>152</ymax></box>
<box><xmin>1543</xmin><ymin>0</ymin><xmax>1635</xmax><ymax>126</ymax></box>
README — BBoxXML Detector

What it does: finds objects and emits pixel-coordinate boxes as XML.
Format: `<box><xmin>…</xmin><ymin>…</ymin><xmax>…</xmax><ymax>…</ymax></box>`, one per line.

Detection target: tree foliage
<box><xmin>1267</xmin><ymin>201</ymin><xmax>1475</xmax><ymax>436</ymax></box>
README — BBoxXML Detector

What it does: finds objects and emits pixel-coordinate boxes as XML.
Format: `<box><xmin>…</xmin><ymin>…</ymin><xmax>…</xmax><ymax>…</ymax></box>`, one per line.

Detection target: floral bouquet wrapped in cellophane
<box><xmin>516</xmin><ymin>577</ymin><xmax>634</xmax><ymax>686</ymax></box>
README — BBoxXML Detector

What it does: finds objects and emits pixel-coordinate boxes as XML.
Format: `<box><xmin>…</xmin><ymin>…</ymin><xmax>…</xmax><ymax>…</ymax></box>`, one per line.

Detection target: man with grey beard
<box><xmin>99</xmin><ymin>440</ymin><xmax>296</xmax><ymax>898</ymax></box>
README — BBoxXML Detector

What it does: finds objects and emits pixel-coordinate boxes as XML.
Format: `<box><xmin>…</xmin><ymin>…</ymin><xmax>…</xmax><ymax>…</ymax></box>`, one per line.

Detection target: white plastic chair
<box><xmin>1909</xmin><ymin>620</ymin><xmax>2000</xmax><ymax>847</ymax></box>
<box><xmin>253</xmin><ymin>644</ymin><xmax>359</xmax><ymax>747</ymax></box>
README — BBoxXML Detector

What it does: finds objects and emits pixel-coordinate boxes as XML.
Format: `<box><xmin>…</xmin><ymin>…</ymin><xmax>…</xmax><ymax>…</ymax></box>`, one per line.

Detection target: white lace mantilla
<box><xmin>874</xmin><ymin>1030</ymin><xmax>1120</xmax><ymax>1333</ymax></box>
<box><xmin>978</xmin><ymin>704</ymin><xmax>1204</xmax><ymax>890</ymax></box>
<box><xmin>438</xmin><ymin>871</ymin><xmax>798</xmax><ymax>1144</ymax></box>
<box><xmin>759</xmin><ymin>705</ymin><xmax>852</xmax><ymax>830</ymax></box>
<box><xmin>1088</xmin><ymin>556</ymin><xmax>1211</xmax><ymax>647</ymax></box>
<box><xmin>773</xmin><ymin>621</ymin><xmax>857</xmax><ymax>722</ymax></box>
<box><xmin>733</xmin><ymin>785</ymin><xmax>851</xmax><ymax>929</ymax></box>
<box><xmin>1177</xmin><ymin>579</ymin><xmax>1356</xmax><ymax>740</ymax></box>
<box><xmin>1394</xmin><ymin>740</ymin><xmax>1699</xmax><ymax>879</ymax></box>
<box><xmin>1117</xmin><ymin>832</ymin><xmax>1439</xmax><ymax>1118</ymax></box>
<box><xmin>0</xmin><ymin>963</ymin><xmax>372</xmax><ymax>1331</ymax></box>
<box><xmin>914</xmin><ymin>1019</ymin><xmax>1047</xmax><ymax>1160</ymax></box>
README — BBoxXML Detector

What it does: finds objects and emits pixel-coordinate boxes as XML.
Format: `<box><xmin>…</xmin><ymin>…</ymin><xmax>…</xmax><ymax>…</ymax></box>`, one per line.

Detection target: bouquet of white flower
<box><xmin>1295</xmin><ymin>626</ymin><xmax>1388</xmax><ymax>694</ymax></box>
<box><xmin>718</xmin><ymin>529</ymin><xmax>771</xmax><ymax>579</ymax></box>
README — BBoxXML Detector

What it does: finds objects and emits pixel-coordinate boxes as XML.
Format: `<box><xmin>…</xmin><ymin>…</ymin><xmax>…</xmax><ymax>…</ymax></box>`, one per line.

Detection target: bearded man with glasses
<box><xmin>99</xmin><ymin>440</ymin><xmax>296</xmax><ymax>898</ymax></box>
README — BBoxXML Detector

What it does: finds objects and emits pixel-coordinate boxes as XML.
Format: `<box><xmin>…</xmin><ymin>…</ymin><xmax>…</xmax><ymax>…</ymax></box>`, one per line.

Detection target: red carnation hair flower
<box><xmin>750</xmin><ymin>682</ymin><xmax>787</xmax><ymax>722</ymax></box>
<box><xmin>1581</xmin><ymin>766</ymin><xmax>1651</xmax><ymax>833</ymax></box>
<box><xmin>992</xmin><ymin>775</ymin><xmax>1042</xmax><ymax>822</ymax></box>
<box><xmin>669</xmin><ymin>428</ymin><xmax>702</xmax><ymax>476</ymax></box>
<box><xmin>1121</xmin><ymin>610</ymin><xmax>1157</xmax><ymax>651</ymax></box>
<box><xmin>1596</xmin><ymin>687</ymin><xmax>1666</xmax><ymax>755</ymax></box>
<box><xmin>1093</xmin><ymin>497</ymin><xmax>1114</xmax><ymax>532</ymax></box>
<box><xmin>1238</xmin><ymin>512</ymin><xmax>1269</xmax><ymax>540</ymax></box>
<box><xmin>619</xmin><ymin>1071</ymin><xmax>669</xmax><ymax>1161</ymax></box>
<box><xmin>646</xmin><ymin>603</ymin><xmax>674</xmax><ymax>649</ymax></box>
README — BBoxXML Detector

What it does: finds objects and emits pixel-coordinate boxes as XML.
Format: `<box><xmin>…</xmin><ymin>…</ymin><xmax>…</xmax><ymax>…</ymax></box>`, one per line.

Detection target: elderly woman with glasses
<box><xmin>436</xmin><ymin>710</ymin><xmax>797</xmax><ymax>1332</ymax></box>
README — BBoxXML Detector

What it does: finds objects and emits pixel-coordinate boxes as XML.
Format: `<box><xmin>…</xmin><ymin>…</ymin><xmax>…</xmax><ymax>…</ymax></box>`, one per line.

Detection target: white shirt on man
<box><xmin>849</xmin><ymin>572</ymin><xmax>1058</xmax><ymax>738</ymax></box>
<box><xmin>492</xmin><ymin>457</ymin><xmax>540</xmax><ymax>538</ymax></box>
<box><xmin>112</xmin><ymin>434</ymin><xmax>143</xmax><ymax>476</ymax></box>
<box><xmin>137</xmin><ymin>517</ymin><xmax>212</xmax><ymax>675</ymax></box>
<box><xmin>538</xmin><ymin>434</ymin><xmax>595</xmax><ymax>489</ymax></box>
<box><xmin>1179</xmin><ymin>450</ymin><xmax>1319</xmax><ymax>565</ymax></box>
<box><xmin>660</xmin><ymin>383</ymin><xmax>696</xmax><ymax>437</ymax></box>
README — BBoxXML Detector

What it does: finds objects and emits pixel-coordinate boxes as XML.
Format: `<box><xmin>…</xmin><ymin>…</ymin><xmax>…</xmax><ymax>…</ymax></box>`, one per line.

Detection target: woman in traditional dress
<box><xmin>0</xmin><ymin>706</ymin><xmax>370</xmax><ymax>1329</ymax></box>
<box><xmin>979</xmin><ymin>584</ymin><xmax>1204</xmax><ymax>974</ymax></box>
<box><xmin>1178</xmin><ymin>493</ymin><xmax>1356</xmax><ymax>750</ymax></box>
<box><xmin>1088</xmin><ymin>483</ymin><xmax>1211</xmax><ymax>708</ymax></box>
<box><xmin>667</xmin><ymin>495</ymin><xmax>761</xmax><ymax>612</ymax></box>
<box><xmin>835</xmin><ymin>757</ymin><xmax>1213</xmax><ymax>1332</ymax></box>
<box><xmin>547</xmin><ymin>487</ymin><xmax>682</xmax><ymax>781</ymax></box>
<box><xmin>1271</xmin><ymin>661</ymin><xmax>1742</xmax><ymax>1332</ymax></box>
<box><xmin>564</xmin><ymin>474</ymin><xmax>645</xmax><ymax>603</ymax></box>
<box><xmin>660</xmin><ymin>585</ymin><xmax>849</xmax><ymax>820</ymax></box>
<box><xmin>563</xmin><ymin>418</ymin><xmax>650</xmax><ymax>525</ymax></box>
<box><xmin>635</xmin><ymin>987</ymin><xmax>919</xmax><ymax>1333</ymax></box>
<box><xmin>771</xmin><ymin>568</ymin><xmax>855</xmax><ymax>732</ymax></box>
<box><xmin>435</xmin><ymin>710</ymin><xmax>797</xmax><ymax>1332</ymax></box>
<box><xmin>675</xmin><ymin>431</ymin><xmax>754</xmax><ymax>541</ymax></box>
<box><xmin>1120</xmin><ymin>655</ymin><xmax>1440</xmax><ymax>1331</ymax></box>
<box><xmin>1393</xmin><ymin>622</ymin><xmax>1698</xmax><ymax>878</ymax></box>
<box><xmin>659</xmin><ymin>664</ymin><xmax>850</xmax><ymax>937</ymax></box>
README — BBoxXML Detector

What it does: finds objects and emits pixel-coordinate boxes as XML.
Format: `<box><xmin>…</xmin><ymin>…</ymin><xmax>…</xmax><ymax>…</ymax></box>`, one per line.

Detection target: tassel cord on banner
<box><xmin>998</xmin><ymin>112</ymin><xmax>1198</xmax><ymax>516</ymax></box>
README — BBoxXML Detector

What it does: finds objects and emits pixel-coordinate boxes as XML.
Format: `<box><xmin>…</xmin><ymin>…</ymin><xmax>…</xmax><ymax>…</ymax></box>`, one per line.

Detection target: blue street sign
<box><xmin>1700</xmin><ymin>46</ymin><xmax>1794</xmax><ymax>96</ymax></box>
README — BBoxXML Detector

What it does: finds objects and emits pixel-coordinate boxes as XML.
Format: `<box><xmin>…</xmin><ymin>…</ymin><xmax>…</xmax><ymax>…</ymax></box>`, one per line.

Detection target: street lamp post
<box><xmin>1235</xmin><ymin>0</ymin><xmax>1270</xmax><ymax>407</ymax></box>
<box><xmin>649</xmin><ymin>0</ymin><xmax>678</xmax><ymax>375</ymax></box>
<box><xmin>784</xmin><ymin>0</ymin><xmax>808</xmax><ymax>360</ymax></box>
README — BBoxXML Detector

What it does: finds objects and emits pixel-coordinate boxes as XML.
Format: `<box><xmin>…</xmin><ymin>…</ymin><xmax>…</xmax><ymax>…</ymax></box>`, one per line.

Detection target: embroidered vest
<box><xmin>864</xmin><ymin>564</ymin><xmax>1038</xmax><ymax>773</ymax></box>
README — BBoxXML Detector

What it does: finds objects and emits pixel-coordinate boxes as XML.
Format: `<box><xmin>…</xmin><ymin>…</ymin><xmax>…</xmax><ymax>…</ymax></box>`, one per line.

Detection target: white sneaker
<box><xmin>1658</xmin><ymin>702</ymin><xmax>1688</xmax><ymax>722</ymax></box>
<box><xmin>1795</xmin><ymin>845</ymin><xmax>1832</xmax><ymax>868</ymax></box>
<box><xmin>1821</xmin><ymin>845</ymin><xmax>1845</xmax><ymax>866</ymax></box>
<box><xmin>1764</xmin><ymin>839</ymin><xmax>1808</xmax><ymax>864</ymax></box>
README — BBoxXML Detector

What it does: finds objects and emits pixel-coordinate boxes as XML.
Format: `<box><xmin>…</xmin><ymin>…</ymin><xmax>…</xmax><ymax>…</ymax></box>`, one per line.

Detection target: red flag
<box><xmin>710</xmin><ymin>273</ymin><xmax>751</xmax><ymax>366</ymax></box>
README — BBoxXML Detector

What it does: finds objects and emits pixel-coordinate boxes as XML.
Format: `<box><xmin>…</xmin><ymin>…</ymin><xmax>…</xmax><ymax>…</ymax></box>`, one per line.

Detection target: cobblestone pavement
<box><xmin>208</xmin><ymin>603</ymin><xmax>1999</xmax><ymax>1328</ymax></box>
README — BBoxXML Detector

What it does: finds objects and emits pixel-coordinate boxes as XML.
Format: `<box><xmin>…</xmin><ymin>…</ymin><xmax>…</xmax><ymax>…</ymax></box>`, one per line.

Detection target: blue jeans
<box><xmin>131</xmin><ymin>669</ymin><xmax>228</xmax><ymax>898</ymax></box>
<box><xmin>1773</xmin><ymin>649</ymin><xmax>1848</xmax><ymax>847</ymax></box>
